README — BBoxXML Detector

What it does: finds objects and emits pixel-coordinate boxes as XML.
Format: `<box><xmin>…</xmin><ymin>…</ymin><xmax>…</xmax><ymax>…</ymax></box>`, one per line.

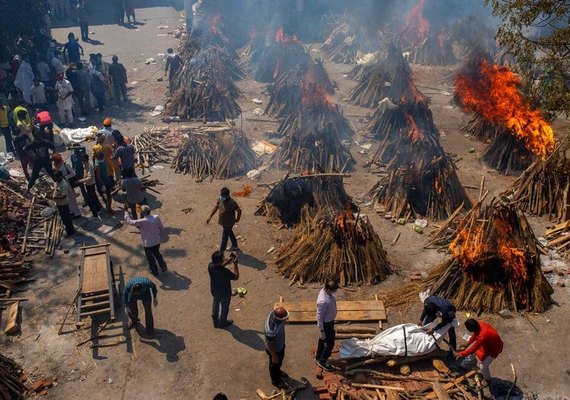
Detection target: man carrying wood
<box><xmin>208</xmin><ymin>251</ymin><xmax>239</xmax><ymax>329</ymax></box>
<box><xmin>124</xmin><ymin>276</ymin><xmax>158</xmax><ymax>338</ymax></box>
<box><xmin>264</xmin><ymin>307</ymin><xmax>289</xmax><ymax>389</ymax></box>
<box><xmin>206</xmin><ymin>187</ymin><xmax>242</xmax><ymax>253</ymax></box>
<box><xmin>316</xmin><ymin>280</ymin><xmax>338</xmax><ymax>372</ymax></box>
<box><xmin>455</xmin><ymin>318</ymin><xmax>504</xmax><ymax>385</ymax></box>
<box><xmin>419</xmin><ymin>294</ymin><xmax>458</xmax><ymax>351</ymax></box>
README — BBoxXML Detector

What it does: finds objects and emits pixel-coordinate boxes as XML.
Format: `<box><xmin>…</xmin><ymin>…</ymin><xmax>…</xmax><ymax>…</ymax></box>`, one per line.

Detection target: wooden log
<box><xmin>4</xmin><ymin>301</ymin><xmax>20</xmax><ymax>334</ymax></box>
<box><xmin>350</xmin><ymin>383</ymin><xmax>405</xmax><ymax>392</ymax></box>
<box><xmin>432</xmin><ymin>382</ymin><xmax>452</xmax><ymax>400</ymax></box>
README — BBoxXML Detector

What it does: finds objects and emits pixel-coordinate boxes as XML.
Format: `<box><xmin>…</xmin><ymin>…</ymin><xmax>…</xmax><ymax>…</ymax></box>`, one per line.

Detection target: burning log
<box><xmin>389</xmin><ymin>200</ymin><xmax>554</xmax><ymax>313</ymax></box>
<box><xmin>274</xmin><ymin>207</ymin><xmax>391</xmax><ymax>286</ymax></box>
<box><xmin>255</xmin><ymin>28</ymin><xmax>310</xmax><ymax>83</ymax></box>
<box><xmin>455</xmin><ymin>58</ymin><xmax>555</xmax><ymax>167</ymax></box>
<box><xmin>171</xmin><ymin>127</ymin><xmax>257</xmax><ymax>180</ymax></box>
<box><xmin>369</xmin><ymin>154</ymin><xmax>472</xmax><ymax>221</ymax></box>
<box><xmin>503</xmin><ymin>137</ymin><xmax>570</xmax><ymax>222</ymax></box>
<box><xmin>409</xmin><ymin>31</ymin><xmax>457</xmax><ymax>66</ymax></box>
<box><xmin>459</xmin><ymin>113</ymin><xmax>503</xmax><ymax>142</ymax></box>
<box><xmin>349</xmin><ymin>45</ymin><xmax>423</xmax><ymax>107</ymax></box>
<box><xmin>265</xmin><ymin>59</ymin><xmax>334</xmax><ymax>119</ymax></box>
<box><xmin>255</xmin><ymin>173</ymin><xmax>355</xmax><ymax>226</ymax></box>
<box><xmin>483</xmin><ymin>133</ymin><xmax>534</xmax><ymax>175</ymax></box>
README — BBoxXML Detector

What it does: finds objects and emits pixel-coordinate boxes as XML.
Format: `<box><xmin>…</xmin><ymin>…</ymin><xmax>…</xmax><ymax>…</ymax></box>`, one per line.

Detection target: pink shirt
<box><xmin>124</xmin><ymin>211</ymin><xmax>164</xmax><ymax>248</ymax></box>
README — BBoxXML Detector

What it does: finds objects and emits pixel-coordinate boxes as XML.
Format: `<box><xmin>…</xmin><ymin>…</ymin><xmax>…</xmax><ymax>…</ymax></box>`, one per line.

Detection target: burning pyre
<box><xmin>271</xmin><ymin>88</ymin><xmax>354</xmax><ymax>173</ymax></box>
<box><xmin>275</xmin><ymin>207</ymin><xmax>391</xmax><ymax>286</ymax></box>
<box><xmin>264</xmin><ymin>58</ymin><xmax>335</xmax><ymax>119</ymax></box>
<box><xmin>408</xmin><ymin>31</ymin><xmax>457</xmax><ymax>66</ymax></box>
<box><xmin>171</xmin><ymin>127</ymin><xmax>257</xmax><ymax>180</ymax></box>
<box><xmin>255</xmin><ymin>174</ymin><xmax>355</xmax><ymax>227</ymax></box>
<box><xmin>455</xmin><ymin>58</ymin><xmax>555</xmax><ymax>174</ymax></box>
<box><xmin>255</xmin><ymin>28</ymin><xmax>310</xmax><ymax>83</ymax></box>
<box><xmin>166</xmin><ymin>45</ymin><xmax>244</xmax><ymax>122</ymax></box>
<box><xmin>390</xmin><ymin>200</ymin><xmax>554</xmax><ymax>313</ymax></box>
<box><xmin>320</xmin><ymin>22</ymin><xmax>378</xmax><ymax>64</ymax></box>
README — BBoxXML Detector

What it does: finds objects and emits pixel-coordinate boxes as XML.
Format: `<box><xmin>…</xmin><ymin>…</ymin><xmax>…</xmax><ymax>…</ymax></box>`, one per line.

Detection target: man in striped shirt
<box><xmin>124</xmin><ymin>276</ymin><xmax>158</xmax><ymax>338</ymax></box>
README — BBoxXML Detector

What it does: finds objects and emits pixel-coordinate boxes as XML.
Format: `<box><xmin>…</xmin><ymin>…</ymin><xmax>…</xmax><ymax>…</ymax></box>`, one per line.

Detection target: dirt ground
<box><xmin>2</xmin><ymin>5</ymin><xmax>570</xmax><ymax>400</ymax></box>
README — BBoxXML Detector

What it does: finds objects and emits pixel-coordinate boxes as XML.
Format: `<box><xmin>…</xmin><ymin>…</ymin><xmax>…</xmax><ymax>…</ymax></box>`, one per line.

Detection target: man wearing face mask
<box><xmin>315</xmin><ymin>280</ymin><xmax>338</xmax><ymax>372</ymax></box>
<box><xmin>264</xmin><ymin>307</ymin><xmax>290</xmax><ymax>389</ymax></box>
<box><xmin>206</xmin><ymin>187</ymin><xmax>242</xmax><ymax>253</ymax></box>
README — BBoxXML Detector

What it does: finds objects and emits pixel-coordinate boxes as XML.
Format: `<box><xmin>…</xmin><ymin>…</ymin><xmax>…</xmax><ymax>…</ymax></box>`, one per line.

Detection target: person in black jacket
<box><xmin>419</xmin><ymin>295</ymin><xmax>457</xmax><ymax>351</ymax></box>
<box><xmin>208</xmin><ymin>251</ymin><xmax>239</xmax><ymax>329</ymax></box>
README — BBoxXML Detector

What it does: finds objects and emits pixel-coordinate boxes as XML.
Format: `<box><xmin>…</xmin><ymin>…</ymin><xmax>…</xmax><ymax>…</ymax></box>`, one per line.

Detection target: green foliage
<box><xmin>0</xmin><ymin>0</ymin><xmax>48</xmax><ymax>60</ymax></box>
<box><xmin>485</xmin><ymin>0</ymin><xmax>570</xmax><ymax>119</ymax></box>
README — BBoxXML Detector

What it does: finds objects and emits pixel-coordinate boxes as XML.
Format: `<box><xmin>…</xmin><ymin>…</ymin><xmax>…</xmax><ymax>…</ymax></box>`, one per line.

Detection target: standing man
<box><xmin>124</xmin><ymin>0</ymin><xmax>136</xmax><ymax>23</ymax></box>
<box><xmin>51</xmin><ymin>171</ymin><xmax>75</xmax><ymax>237</ymax></box>
<box><xmin>26</xmin><ymin>132</ymin><xmax>56</xmax><ymax>189</ymax></box>
<box><xmin>30</xmin><ymin>79</ymin><xmax>48</xmax><ymax>111</ymax></box>
<box><xmin>78</xmin><ymin>153</ymin><xmax>102</xmax><ymax>218</ymax></box>
<box><xmin>63</xmin><ymin>33</ymin><xmax>83</xmax><ymax>65</ymax></box>
<box><xmin>108</xmin><ymin>55</ymin><xmax>128</xmax><ymax>105</ymax></box>
<box><xmin>77</xmin><ymin>0</ymin><xmax>89</xmax><ymax>41</ymax></box>
<box><xmin>121</xmin><ymin>168</ymin><xmax>145</xmax><ymax>219</ymax></box>
<box><xmin>164</xmin><ymin>48</ymin><xmax>183</xmax><ymax>85</ymax></box>
<box><xmin>315</xmin><ymin>280</ymin><xmax>338</xmax><ymax>372</ymax></box>
<box><xmin>55</xmin><ymin>72</ymin><xmax>74</xmax><ymax>126</ymax></box>
<box><xmin>419</xmin><ymin>295</ymin><xmax>458</xmax><ymax>351</ymax></box>
<box><xmin>206</xmin><ymin>187</ymin><xmax>242</xmax><ymax>253</ymax></box>
<box><xmin>75</xmin><ymin>63</ymin><xmax>91</xmax><ymax>115</ymax></box>
<box><xmin>264</xmin><ymin>307</ymin><xmax>289</xmax><ymax>389</ymax></box>
<box><xmin>123</xmin><ymin>204</ymin><xmax>168</xmax><ymax>276</ymax></box>
<box><xmin>98</xmin><ymin>117</ymin><xmax>114</xmax><ymax>145</ymax></box>
<box><xmin>92</xmin><ymin>133</ymin><xmax>115</xmax><ymax>188</ymax></box>
<box><xmin>112</xmin><ymin>130</ymin><xmax>135</xmax><ymax>178</ymax></box>
<box><xmin>114</xmin><ymin>0</ymin><xmax>125</xmax><ymax>25</ymax></box>
<box><xmin>208</xmin><ymin>251</ymin><xmax>239</xmax><ymax>329</ymax></box>
<box><xmin>124</xmin><ymin>276</ymin><xmax>157</xmax><ymax>338</ymax></box>
<box><xmin>455</xmin><ymin>319</ymin><xmax>504</xmax><ymax>384</ymax></box>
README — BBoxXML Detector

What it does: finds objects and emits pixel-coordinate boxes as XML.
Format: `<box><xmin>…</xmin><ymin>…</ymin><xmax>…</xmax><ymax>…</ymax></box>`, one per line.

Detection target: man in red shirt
<box><xmin>456</xmin><ymin>319</ymin><xmax>504</xmax><ymax>383</ymax></box>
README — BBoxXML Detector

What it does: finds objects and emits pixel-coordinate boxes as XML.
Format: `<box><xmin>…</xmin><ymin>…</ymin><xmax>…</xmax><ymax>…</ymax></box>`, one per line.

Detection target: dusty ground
<box><xmin>2</xmin><ymin>5</ymin><xmax>570</xmax><ymax>400</ymax></box>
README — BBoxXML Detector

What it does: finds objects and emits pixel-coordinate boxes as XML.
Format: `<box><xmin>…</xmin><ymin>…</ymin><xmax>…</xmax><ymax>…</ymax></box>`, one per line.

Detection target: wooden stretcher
<box><xmin>76</xmin><ymin>243</ymin><xmax>117</xmax><ymax>324</ymax></box>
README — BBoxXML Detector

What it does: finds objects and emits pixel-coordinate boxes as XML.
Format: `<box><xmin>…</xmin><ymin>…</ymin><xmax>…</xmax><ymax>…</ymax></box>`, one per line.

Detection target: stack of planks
<box><xmin>132</xmin><ymin>129</ymin><xmax>174</xmax><ymax>168</ymax></box>
<box><xmin>545</xmin><ymin>220</ymin><xmax>570</xmax><ymax>261</ymax></box>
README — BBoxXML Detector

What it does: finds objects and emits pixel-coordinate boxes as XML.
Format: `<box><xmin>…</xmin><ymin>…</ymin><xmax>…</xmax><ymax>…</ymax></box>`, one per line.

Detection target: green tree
<box><xmin>0</xmin><ymin>0</ymin><xmax>48</xmax><ymax>61</ymax></box>
<box><xmin>485</xmin><ymin>0</ymin><xmax>570</xmax><ymax>119</ymax></box>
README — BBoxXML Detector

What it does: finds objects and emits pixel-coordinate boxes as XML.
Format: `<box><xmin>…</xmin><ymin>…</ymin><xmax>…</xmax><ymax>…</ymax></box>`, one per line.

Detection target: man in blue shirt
<box><xmin>124</xmin><ymin>276</ymin><xmax>158</xmax><ymax>338</ymax></box>
<box><xmin>419</xmin><ymin>295</ymin><xmax>457</xmax><ymax>351</ymax></box>
<box><xmin>63</xmin><ymin>32</ymin><xmax>83</xmax><ymax>65</ymax></box>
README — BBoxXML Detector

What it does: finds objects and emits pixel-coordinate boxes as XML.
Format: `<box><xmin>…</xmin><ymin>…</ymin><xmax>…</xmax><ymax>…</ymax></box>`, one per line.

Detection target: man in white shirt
<box><xmin>55</xmin><ymin>73</ymin><xmax>74</xmax><ymax>125</ymax></box>
<box><xmin>30</xmin><ymin>79</ymin><xmax>48</xmax><ymax>111</ymax></box>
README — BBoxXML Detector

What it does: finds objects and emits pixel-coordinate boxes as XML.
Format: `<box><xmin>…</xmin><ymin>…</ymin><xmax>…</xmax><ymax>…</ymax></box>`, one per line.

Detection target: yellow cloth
<box><xmin>92</xmin><ymin>143</ymin><xmax>114</xmax><ymax>176</ymax></box>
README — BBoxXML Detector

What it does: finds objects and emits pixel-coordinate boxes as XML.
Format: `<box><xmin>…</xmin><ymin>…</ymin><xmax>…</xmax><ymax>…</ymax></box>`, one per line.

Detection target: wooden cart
<box><xmin>76</xmin><ymin>243</ymin><xmax>117</xmax><ymax>324</ymax></box>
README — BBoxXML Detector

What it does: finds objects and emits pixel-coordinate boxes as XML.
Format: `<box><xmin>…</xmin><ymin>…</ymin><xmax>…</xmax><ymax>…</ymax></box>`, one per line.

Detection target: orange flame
<box><xmin>402</xmin><ymin>0</ymin><xmax>429</xmax><ymax>44</ymax></box>
<box><xmin>301</xmin><ymin>82</ymin><xmax>333</xmax><ymax>108</ymax></box>
<box><xmin>455</xmin><ymin>60</ymin><xmax>555</xmax><ymax>158</ymax></box>
<box><xmin>335</xmin><ymin>208</ymin><xmax>355</xmax><ymax>230</ymax></box>
<box><xmin>274</xmin><ymin>27</ymin><xmax>298</xmax><ymax>44</ymax></box>
<box><xmin>403</xmin><ymin>109</ymin><xmax>424</xmax><ymax>142</ymax></box>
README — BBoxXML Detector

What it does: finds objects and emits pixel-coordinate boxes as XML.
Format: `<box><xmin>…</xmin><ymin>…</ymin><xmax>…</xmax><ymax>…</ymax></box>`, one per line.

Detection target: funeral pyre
<box><xmin>349</xmin><ymin>45</ymin><xmax>423</xmax><ymax>108</ymax></box>
<box><xmin>255</xmin><ymin>173</ymin><xmax>355</xmax><ymax>227</ymax></box>
<box><xmin>275</xmin><ymin>207</ymin><xmax>391</xmax><ymax>286</ymax></box>
<box><xmin>171</xmin><ymin>125</ymin><xmax>257</xmax><ymax>180</ymax></box>
<box><xmin>165</xmin><ymin>45</ymin><xmax>244</xmax><ymax>121</ymax></box>
<box><xmin>264</xmin><ymin>58</ymin><xmax>335</xmax><ymax>119</ymax></box>
<box><xmin>390</xmin><ymin>199</ymin><xmax>554</xmax><ymax>313</ymax></box>
<box><xmin>455</xmin><ymin>58</ymin><xmax>555</xmax><ymax>174</ymax></box>
<box><xmin>255</xmin><ymin>27</ymin><xmax>310</xmax><ymax>83</ymax></box>
<box><xmin>320</xmin><ymin>22</ymin><xmax>378</xmax><ymax>64</ymax></box>
<box><xmin>271</xmin><ymin>92</ymin><xmax>354</xmax><ymax>173</ymax></box>
<box><xmin>503</xmin><ymin>136</ymin><xmax>570</xmax><ymax>222</ymax></box>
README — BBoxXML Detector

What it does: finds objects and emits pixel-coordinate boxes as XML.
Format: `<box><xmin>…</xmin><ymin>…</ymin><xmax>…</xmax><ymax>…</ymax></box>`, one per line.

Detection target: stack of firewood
<box><xmin>255</xmin><ymin>29</ymin><xmax>309</xmax><ymax>83</ymax></box>
<box><xmin>0</xmin><ymin>354</ymin><xmax>26</xmax><ymax>399</ymax></box>
<box><xmin>166</xmin><ymin>45</ymin><xmax>244</xmax><ymax>122</ymax></box>
<box><xmin>545</xmin><ymin>220</ymin><xmax>570</xmax><ymax>261</ymax></box>
<box><xmin>265</xmin><ymin>58</ymin><xmax>335</xmax><ymax>119</ymax></box>
<box><xmin>459</xmin><ymin>113</ymin><xmax>503</xmax><ymax>142</ymax></box>
<box><xmin>320</xmin><ymin>22</ymin><xmax>377</xmax><ymax>65</ymax></box>
<box><xmin>255</xmin><ymin>173</ymin><xmax>355</xmax><ymax>226</ymax></box>
<box><xmin>0</xmin><ymin>183</ymin><xmax>30</xmax><ymax>257</ymax></box>
<box><xmin>409</xmin><ymin>31</ymin><xmax>457</xmax><ymax>66</ymax></box>
<box><xmin>502</xmin><ymin>136</ymin><xmax>570</xmax><ymax>220</ymax></box>
<box><xmin>171</xmin><ymin>127</ymin><xmax>257</xmax><ymax>180</ymax></box>
<box><xmin>275</xmin><ymin>207</ymin><xmax>391</xmax><ymax>286</ymax></box>
<box><xmin>349</xmin><ymin>45</ymin><xmax>423</xmax><ymax>107</ymax></box>
<box><xmin>389</xmin><ymin>199</ymin><xmax>553</xmax><ymax>313</ymax></box>
<box><xmin>132</xmin><ymin>130</ymin><xmax>174</xmax><ymax>168</ymax></box>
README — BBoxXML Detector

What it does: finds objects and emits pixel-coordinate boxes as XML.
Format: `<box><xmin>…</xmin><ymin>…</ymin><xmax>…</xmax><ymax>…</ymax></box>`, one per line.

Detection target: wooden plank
<box><xmin>276</xmin><ymin>300</ymin><xmax>385</xmax><ymax>312</ymax></box>
<box><xmin>286</xmin><ymin>310</ymin><xmax>386</xmax><ymax>322</ymax></box>
<box><xmin>82</xmin><ymin>251</ymin><xmax>109</xmax><ymax>293</ymax></box>
<box><xmin>432</xmin><ymin>382</ymin><xmax>452</xmax><ymax>400</ymax></box>
<box><xmin>4</xmin><ymin>301</ymin><xmax>20</xmax><ymax>334</ymax></box>
<box><xmin>80</xmin><ymin>307</ymin><xmax>111</xmax><ymax>317</ymax></box>
<box><xmin>426</xmin><ymin>371</ymin><xmax>476</xmax><ymax>399</ymax></box>
<box><xmin>79</xmin><ymin>243</ymin><xmax>111</xmax><ymax>250</ymax></box>
<box><xmin>80</xmin><ymin>299</ymin><xmax>110</xmax><ymax>309</ymax></box>
<box><xmin>385</xmin><ymin>389</ymin><xmax>400</xmax><ymax>400</ymax></box>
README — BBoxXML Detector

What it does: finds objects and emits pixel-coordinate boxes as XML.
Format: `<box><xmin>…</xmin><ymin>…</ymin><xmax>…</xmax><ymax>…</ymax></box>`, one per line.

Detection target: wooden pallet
<box><xmin>275</xmin><ymin>296</ymin><xmax>387</xmax><ymax>324</ymax></box>
<box><xmin>76</xmin><ymin>243</ymin><xmax>116</xmax><ymax>323</ymax></box>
